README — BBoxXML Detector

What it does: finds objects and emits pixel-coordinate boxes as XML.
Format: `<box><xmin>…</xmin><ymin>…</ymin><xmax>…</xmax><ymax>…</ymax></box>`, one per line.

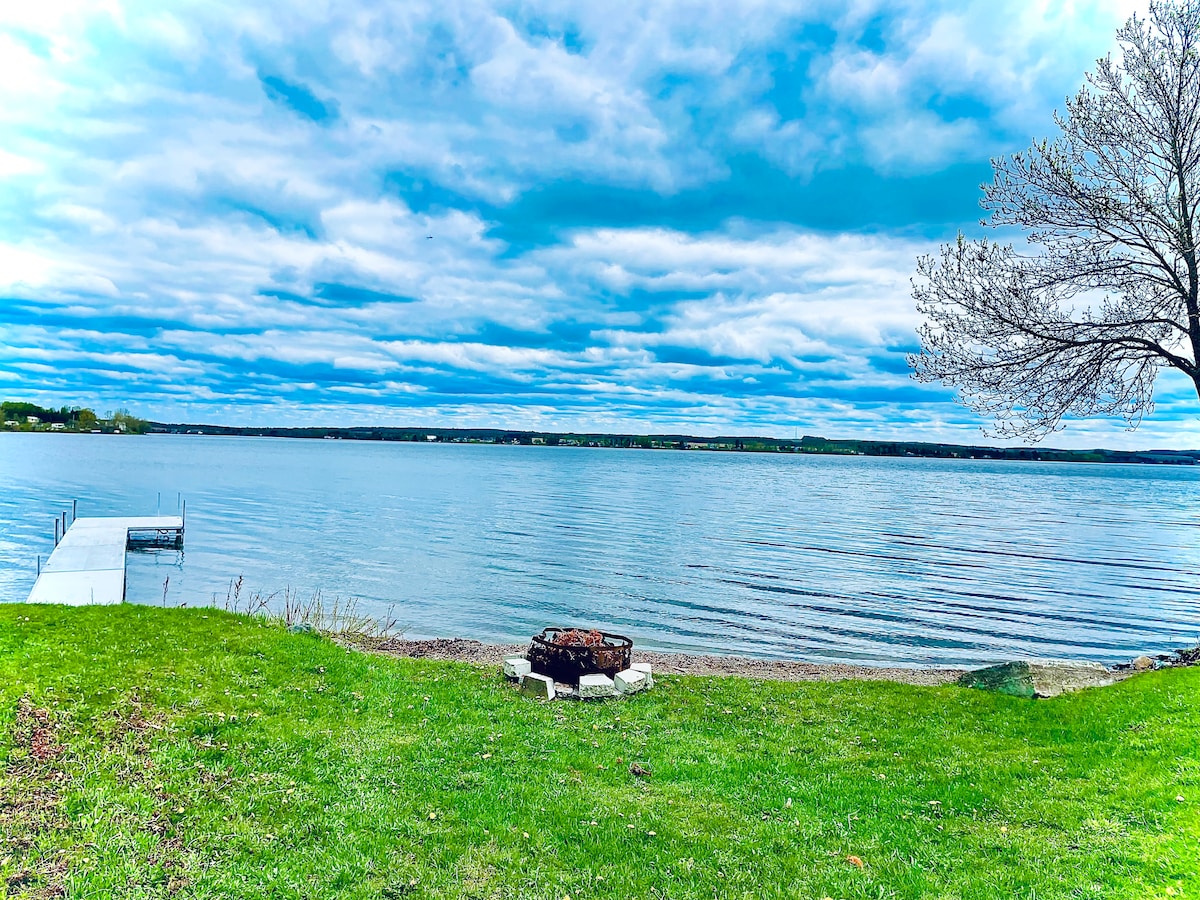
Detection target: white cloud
<box><xmin>0</xmin><ymin>0</ymin><xmax>1193</xmax><ymax>449</ymax></box>
<box><xmin>0</xmin><ymin>149</ymin><xmax>45</xmax><ymax>177</ymax></box>
<box><xmin>0</xmin><ymin>243</ymin><xmax>68</xmax><ymax>289</ymax></box>
<box><xmin>0</xmin><ymin>0</ymin><xmax>122</xmax><ymax>30</ymax></box>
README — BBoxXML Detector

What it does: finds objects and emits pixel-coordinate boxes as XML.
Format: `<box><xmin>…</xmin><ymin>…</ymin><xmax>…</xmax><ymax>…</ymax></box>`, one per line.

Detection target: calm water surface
<box><xmin>1</xmin><ymin>433</ymin><xmax>1198</xmax><ymax>666</ymax></box>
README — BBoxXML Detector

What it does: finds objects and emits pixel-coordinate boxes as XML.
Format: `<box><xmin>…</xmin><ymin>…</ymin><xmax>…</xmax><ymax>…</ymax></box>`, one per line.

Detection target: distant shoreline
<box><xmin>143</xmin><ymin>421</ymin><xmax>1200</xmax><ymax>466</ymax></box>
<box><xmin>5</xmin><ymin>410</ymin><xmax>1197</xmax><ymax>464</ymax></box>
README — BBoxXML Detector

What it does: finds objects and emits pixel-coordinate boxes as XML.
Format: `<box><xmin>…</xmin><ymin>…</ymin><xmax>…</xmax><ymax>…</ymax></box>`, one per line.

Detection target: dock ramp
<box><xmin>27</xmin><ymin>516</ymin><xmax>184</xmax><ymax>605</ymax></box>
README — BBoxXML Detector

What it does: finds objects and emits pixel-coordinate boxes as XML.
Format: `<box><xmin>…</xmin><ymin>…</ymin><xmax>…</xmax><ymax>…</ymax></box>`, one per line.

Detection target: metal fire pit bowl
<box><xmin>528</xmin><ymin>627</ymin><xmax>633</xmax><ymax>684</ymax></box>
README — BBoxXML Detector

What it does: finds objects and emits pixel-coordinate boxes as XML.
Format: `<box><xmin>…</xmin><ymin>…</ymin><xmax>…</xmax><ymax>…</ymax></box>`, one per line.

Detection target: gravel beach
<box><xmin>340</xmin><ymin>635</ymin><xmax>966</xmax><ymax>686</ymax></box>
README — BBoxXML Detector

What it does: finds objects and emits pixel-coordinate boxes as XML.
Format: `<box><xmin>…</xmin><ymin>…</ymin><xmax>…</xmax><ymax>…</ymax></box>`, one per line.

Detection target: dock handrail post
<box><xmin>182</xmin><ymin>499</ymin><xmax>186</xmax><ymax>531</ymax></box>
<box><xmin>37</xmin><ymin>555</ymin><xmax>40</xmax><ymax>576</ymax></box>
<box><xmin>72</xmin><ymin>499</ymin><xmax>77</xmax><ymax>522</ymax></box>
<box><xmin>61</xmin><ymin>511</ymin><xmax>67</xmax><ymax>537</ymax></box>
<box><xmin>54</xmin><ymin>518</ymin><xmax>59</xmax><ymax>546</ymax></box>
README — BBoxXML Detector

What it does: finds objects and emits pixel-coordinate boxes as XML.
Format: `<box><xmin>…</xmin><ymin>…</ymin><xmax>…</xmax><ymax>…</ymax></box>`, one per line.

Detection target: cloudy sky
<box><xmin>2</xmin><ymin>0</ymin><xmax>1194</xmax><ymax>447</ymax></box>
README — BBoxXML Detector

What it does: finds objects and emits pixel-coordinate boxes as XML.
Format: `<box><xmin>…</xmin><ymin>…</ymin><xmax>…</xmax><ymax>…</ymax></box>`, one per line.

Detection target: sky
<box><xmin>2</xmin><ymin>0</ymin><xmax>1196</xmax><ymax>448</ymax></box>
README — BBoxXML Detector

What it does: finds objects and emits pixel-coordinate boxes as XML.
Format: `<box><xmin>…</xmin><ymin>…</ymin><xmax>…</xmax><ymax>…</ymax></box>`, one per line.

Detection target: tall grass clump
<box><xmin>194</xmin><ymin>575</ymin><xmax>402</xmax><ymax>637</ymax></box>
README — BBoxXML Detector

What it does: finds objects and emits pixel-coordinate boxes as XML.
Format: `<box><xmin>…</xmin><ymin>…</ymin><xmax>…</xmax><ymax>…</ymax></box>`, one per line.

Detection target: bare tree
<box><xmin>909</xmin><ymin>1</ymin><xmax>1200</xmax><ymax>439</ymax></box>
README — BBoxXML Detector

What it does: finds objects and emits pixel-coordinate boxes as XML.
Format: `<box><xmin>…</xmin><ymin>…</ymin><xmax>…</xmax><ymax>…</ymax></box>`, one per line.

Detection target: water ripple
<box><xmin>2</xmin><ymin>434</ymin><xmax>1199</xmax><ymax>665</ymax></box>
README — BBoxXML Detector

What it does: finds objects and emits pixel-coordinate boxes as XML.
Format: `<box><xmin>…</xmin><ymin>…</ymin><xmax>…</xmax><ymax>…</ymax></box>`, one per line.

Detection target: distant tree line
<box><xmin>148</xmin><ymin>421</ymin><xmax>1200</xmax><ymax>465</ymax></box>
<box><xmin>2</xmin><ymin>402</ymin><xmax>148</xmax><ymax>434</ymax></box>
<box><xmin>8</xmin><ymin>400</ymin><xmax>1195</xmax><ymax>464</ymax></box>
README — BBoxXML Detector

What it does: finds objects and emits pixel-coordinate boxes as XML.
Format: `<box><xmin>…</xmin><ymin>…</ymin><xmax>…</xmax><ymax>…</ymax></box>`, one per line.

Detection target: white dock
<box><xmin>27</xmin><ymin>516</ymin><xmax>184</xmax><ymax>605</ymax></box>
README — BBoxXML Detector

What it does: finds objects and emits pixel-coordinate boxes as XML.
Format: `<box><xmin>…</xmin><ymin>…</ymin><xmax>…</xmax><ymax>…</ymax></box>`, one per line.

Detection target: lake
<box><xmin>1</xmin><ymin>432</ymin><xmax>1198</xmax><ymax>666</ymax></box>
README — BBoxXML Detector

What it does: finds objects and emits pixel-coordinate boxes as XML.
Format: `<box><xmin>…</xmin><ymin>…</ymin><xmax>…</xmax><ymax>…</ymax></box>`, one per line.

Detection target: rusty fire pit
<box><xmin>527</xmin><ymin>627</ymin><xmax>633</xmax><ymax>684</ymax></box>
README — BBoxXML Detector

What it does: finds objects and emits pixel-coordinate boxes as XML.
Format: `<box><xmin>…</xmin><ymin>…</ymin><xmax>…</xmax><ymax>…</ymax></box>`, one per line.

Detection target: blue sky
<box><xmin>3</xmin><ymin>0</ymin><xmax>1195</xmax><ymax>448</ymax></box>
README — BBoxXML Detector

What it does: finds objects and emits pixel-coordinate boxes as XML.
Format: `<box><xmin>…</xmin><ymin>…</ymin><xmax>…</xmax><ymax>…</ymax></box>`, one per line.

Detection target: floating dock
<box><xmin>27</xmin><ymin>516</ymin><xmax>184</xmax><ymax>605</ymax></box>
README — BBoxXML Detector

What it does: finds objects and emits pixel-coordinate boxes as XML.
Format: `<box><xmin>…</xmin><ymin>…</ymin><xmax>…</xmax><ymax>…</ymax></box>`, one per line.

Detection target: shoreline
<box><xmin>340</xmin><ymin>635</ymin><xmax>967</xmax><ymax>685</ymax></box>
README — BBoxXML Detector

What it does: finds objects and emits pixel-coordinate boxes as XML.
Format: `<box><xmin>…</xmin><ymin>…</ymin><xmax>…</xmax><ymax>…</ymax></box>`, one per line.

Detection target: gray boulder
<box><xmin>958</xmin><ymin>660</ymin><xmax>1114</xmax><ymax>698</ymax></box>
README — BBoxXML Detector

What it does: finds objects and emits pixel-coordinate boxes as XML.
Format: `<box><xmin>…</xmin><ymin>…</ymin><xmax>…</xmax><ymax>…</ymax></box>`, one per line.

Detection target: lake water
<box><xmin>1</xmin><ymin>432</ymin><xmax>1198</xmax><ymax>666</ymax></box>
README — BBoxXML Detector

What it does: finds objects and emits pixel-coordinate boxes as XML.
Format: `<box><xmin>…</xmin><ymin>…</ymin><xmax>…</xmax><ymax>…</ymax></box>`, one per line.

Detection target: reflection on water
<box><xmin>1</xmin><ymin>433</ymin><xmax>1198</xmax><ymax>666</ymax></box>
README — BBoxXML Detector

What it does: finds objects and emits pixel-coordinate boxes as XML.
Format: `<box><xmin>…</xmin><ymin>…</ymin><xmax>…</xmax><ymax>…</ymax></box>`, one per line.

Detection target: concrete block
<box><xmin>578</xmin><ymin>673</ymin><xmax>616</xmax><ymax>699</ymax></box>
<box><xmin>519</xmin><ymin>672</ymin><xmax>555</xmax><ymax>700</ymax></box>
<box><xmin>631</xmin><ymin>662</ymin><xmax>653</xmax><ymax>688</ymax></box>
<box><xmin>614</xmin><ymin>668</ymin><xmax>648</xmax><ymax>694</ymax></box>
<box><xmin>503</xmin><ymin>656</ymin><xmax>532</xmax><ymax>679</ymax></box>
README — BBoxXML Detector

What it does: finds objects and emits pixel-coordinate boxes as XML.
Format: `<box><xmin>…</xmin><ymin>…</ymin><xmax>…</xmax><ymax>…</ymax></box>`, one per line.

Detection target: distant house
<box><xmin>4</xmin><ymin>420</ymin><xmax>17</xmax><ymax>428</ymax></box>
<box><xmin>426</xmin><ymin>434</ymin><xmax>438</xmax><ymax>441</ymax></box>
<box><xmin>531</xmin><ymin>437</ymin><xmax>545</xmax><ymax>445</ymax></box>
<box><xmin>26</xmin><ymin>415</ymin><xmax>40</xmax><ymax>424</ymax></box>
<box><xmin>49</xmin><ymin>422</ymin><xmax>66</xmax><ymax>430</ymax></box>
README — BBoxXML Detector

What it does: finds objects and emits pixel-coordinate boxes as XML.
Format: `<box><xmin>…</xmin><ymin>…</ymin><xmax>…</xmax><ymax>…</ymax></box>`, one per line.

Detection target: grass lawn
<box><xmin>1</xmin><ymin>604</ymin><xmax>1197</xmax><ymax>900</ymax></box>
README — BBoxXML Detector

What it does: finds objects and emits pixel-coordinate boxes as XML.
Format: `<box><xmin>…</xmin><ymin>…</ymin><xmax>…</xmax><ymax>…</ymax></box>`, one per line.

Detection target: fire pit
<box><xmin>527</xmin><ymin>627</ymin><xmax>633</xmax><ymax>684</ymax></box>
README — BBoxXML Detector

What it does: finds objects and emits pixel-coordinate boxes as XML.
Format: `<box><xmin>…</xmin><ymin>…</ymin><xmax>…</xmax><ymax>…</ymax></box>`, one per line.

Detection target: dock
<box><xmin>27</xmin><ymin>516</ymin><xmax>184</xmax><ymax>605</ymax></box>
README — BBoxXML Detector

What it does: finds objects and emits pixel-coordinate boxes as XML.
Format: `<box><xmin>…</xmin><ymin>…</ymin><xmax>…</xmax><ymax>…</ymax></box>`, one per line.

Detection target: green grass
<box><xmin>1</xmin><ymin>605</ymin><xmax>1197</xmax><ymax>900</ymax></box>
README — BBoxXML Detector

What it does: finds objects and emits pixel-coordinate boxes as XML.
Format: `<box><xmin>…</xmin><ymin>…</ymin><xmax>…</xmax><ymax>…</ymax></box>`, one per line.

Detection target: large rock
<box><xmin>958</xmin><ymin>660</ymin><xmax>1114</xmax><ymax>698</ymax></box>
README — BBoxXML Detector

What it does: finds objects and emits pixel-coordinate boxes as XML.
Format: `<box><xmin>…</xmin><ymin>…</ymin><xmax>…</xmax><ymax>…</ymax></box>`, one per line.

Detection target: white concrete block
<box><xmin>614</xmin><ymin>668</ymin><xmax>648</xmax><ymax>694</ymax></box>
<box><xmin>503</xmin><ymin>657</ymin><xmax>532</xmax><ymax>679</ymax></box>
<box><xmin>631</xmin><ymin>663</ymin><xmax>653</xmax><ymax>688</ymax></box>
<box><xmin>519</xmin><ymin>672</ymin><xmax>556</xmax><ymax>700</ymax></box>
<box><xmin>578</xmin><ymin>673</ymin><xmax>616</xmax><ymax>699</ymax></box>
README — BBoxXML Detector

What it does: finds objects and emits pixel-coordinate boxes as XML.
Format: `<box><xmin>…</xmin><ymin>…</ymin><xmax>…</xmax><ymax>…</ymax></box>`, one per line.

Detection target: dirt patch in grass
<box><xmin>2</xmin><ymin>693</ymin><xmax>190</xmax><ymax>899</ymax></box>
<box><xmin>2</xmin><ymin>698</ymin><xmax>70</xmax><ymax>899</ymax></box>
<box><xmin>12</xmin><ymin>698</ymin><xmax>63</xmax><ymax>765</ymax></box>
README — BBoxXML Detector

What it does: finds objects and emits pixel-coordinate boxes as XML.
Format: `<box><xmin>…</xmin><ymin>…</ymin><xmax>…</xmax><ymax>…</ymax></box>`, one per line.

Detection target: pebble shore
<box><xmin>340</xmin><ymin>635</ymin><xmax>965</xmax><ymax>686</ymax></box>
